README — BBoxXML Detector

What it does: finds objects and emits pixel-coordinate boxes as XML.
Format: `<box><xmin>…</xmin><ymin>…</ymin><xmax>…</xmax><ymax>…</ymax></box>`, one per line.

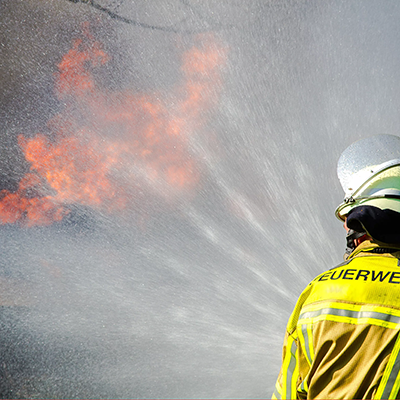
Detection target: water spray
<box><xmin>65</xmin><ymin>0</ymin><xmax>225</xmax><ymax>33</ymax></box>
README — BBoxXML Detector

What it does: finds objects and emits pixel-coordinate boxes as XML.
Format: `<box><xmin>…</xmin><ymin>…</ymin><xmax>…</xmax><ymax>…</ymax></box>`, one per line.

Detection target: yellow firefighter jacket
<box><xmin>272</xmin><ymin>240</ymin><xmax>400</xmax><ymax>399</ymax></box>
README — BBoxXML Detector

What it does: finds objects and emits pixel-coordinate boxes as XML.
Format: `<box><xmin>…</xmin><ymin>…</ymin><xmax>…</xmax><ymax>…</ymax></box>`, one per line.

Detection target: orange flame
<box><xmin>0</xmin><ymin>28</ymin><xmax>227</xmax><ymax>227</ymax></box>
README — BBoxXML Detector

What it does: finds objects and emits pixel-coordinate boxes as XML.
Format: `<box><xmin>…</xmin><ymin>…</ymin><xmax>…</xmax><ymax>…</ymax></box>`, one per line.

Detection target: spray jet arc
<box><xmin>0</xmin><ymin>29</ymin><xmax>227</xmax><ymax>228</ymax></box>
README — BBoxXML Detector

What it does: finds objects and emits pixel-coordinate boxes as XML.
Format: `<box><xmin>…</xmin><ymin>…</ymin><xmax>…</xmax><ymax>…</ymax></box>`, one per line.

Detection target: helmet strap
<box><xmin>345</xmin><ymin>229</ymin><xmax>368</xmax><ymax>259</ymax></box>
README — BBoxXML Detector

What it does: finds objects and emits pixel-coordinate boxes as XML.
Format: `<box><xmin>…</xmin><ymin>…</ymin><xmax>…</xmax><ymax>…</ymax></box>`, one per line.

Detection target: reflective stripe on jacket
<box><xmin>273</xmin><ymin>241</ymin><xmax>400</xmax><ymax>399</ymax></box>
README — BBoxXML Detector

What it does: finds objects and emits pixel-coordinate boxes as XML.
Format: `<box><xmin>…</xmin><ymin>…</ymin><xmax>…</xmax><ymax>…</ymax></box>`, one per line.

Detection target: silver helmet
<box><xmin>335</xmin><ymin>134</ymin><xmax>400</xmax><ymax>221</ymax></box>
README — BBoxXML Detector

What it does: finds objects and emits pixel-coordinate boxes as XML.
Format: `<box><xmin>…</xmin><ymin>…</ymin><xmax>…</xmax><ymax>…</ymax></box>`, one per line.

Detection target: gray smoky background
<box><xmin>1</xmin><ymin>0</ymin><xmax>400</xmax><ymax>398</ymax></box>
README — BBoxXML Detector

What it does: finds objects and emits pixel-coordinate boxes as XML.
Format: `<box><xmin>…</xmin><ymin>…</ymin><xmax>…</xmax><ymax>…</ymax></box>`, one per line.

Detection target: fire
<box><xmin>0</xmin><ymin>28</ymin><xmax>227</xmax><ymax>226</ymax></box>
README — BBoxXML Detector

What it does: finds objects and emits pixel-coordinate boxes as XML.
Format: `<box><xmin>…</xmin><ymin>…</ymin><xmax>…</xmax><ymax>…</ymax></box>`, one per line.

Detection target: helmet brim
<box><xmin>335</xmin><ymin>197</ymin><xmax>400</xmax><ymax>221</ymax></box>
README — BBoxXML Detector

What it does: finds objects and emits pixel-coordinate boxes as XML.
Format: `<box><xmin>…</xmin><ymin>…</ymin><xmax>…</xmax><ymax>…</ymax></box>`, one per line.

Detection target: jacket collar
<box><xmin>348</xmin><ymin>240</ymin><xmax>400</xmax><ymax>260</ymax></box>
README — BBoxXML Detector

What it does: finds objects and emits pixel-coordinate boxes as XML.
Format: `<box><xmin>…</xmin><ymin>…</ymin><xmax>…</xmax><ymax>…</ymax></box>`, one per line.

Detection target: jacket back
<box><xmin>273</xmin><ymin>241</ymin><xmax>400</xmax><ymax>399</ymax></box>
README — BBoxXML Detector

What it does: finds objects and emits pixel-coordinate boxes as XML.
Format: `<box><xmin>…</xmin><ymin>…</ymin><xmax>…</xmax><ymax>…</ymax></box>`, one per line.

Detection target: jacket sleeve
<box><xmin>272</xmin><ymin>329</ymin><xmax>301</xmax><ymax>399</ymax></box>
<box><xmin>272</xmin><ymin>286</ymin><xmax>313</xmax><ymax>399</ymax></box>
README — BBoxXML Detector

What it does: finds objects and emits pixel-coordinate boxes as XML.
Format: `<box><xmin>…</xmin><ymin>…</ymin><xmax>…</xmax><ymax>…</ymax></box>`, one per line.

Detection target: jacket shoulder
<box><xmin>304</xmin><ymin>255</ymin><xmax>400</xmax><ymax>309</ymax></box>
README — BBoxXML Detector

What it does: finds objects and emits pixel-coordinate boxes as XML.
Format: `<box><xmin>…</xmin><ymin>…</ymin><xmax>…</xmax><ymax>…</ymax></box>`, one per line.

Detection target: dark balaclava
<box><xmin>345</xmin><ymin>205</ymin><xmax>400</xmax><ymax>257</ymax></box>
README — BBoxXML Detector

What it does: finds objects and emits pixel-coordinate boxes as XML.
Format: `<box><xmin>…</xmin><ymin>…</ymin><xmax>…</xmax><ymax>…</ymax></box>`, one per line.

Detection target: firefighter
<box><xmin>273</xmin><ymin>134</ymin><xmax>400</xmax><ymax>399</ymax></box>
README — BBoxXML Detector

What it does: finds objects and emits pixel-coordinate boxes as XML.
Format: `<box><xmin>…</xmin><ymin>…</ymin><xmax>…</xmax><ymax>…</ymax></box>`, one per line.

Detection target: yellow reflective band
<box><xmin>298</xmin><ymin>324</ymin><xmax>312</xmax><ymax>366</ymax></box>
<box><xmin>307</xmin><ymin>324</ymin><xmax>314</xmax><ymax>361</ymax></box>
<box><xmin>375</xmin><ymin>332</ymin><xmax>400</xmax><ymax>399</ymax></box>
<box><xmin>272</xmin><ymin>380</ymin><xmax>282</xmax><ymax>399</ymax></box>
<box><xmin>301</xmin><ymin>301</ymin><xmax>400</xmax><ymax>317</ymax></box>
<box><xmin>298</xmin><ymin>372</ymin><xmax>309</xmax><ymax>396</ymax></box>
<box><xmin>298</xmin><ymin>377</ymin><xmax>307</xmax><ymax>397</ymax></box>
<box><xmin>281</xmin><ymin>336</ymin><xmax>299</xmax><ymax>399</ymax></box>
<box><xmin>303</xmin><ymin>376</ymin><xmax>309</xmax><ymax>392</ymax></box>
<box><xmin>299</xmin><ymin>302</ymin><xmax>400</xmax><ymax>329</ymax></box>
